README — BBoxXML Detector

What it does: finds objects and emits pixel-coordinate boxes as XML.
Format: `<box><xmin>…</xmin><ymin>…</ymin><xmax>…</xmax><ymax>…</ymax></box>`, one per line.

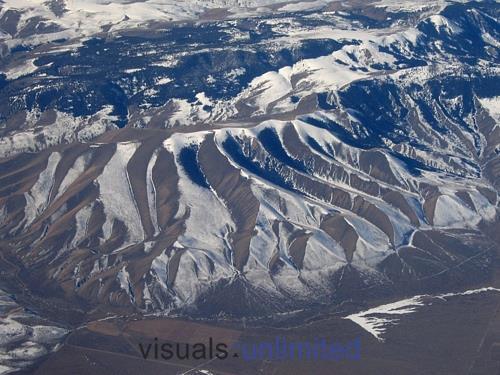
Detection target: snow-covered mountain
<box><xmin>0</xmin><ymin>0</ymin><xmax>470</xmax><ymax>54</ymax></box>
<box><xmin>0</xmin><ymin>0</ymin><xmax>498</xmax><ymax>322</ymax></box>
<box><xmin>0</xmin><ymin>0</ymin><xmax>326</xmax><ymax>52</ymax></box>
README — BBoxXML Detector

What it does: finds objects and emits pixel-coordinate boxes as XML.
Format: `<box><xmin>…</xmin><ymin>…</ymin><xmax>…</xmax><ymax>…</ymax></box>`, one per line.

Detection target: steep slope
<box><xmin>0</xmin><ymin>0</ymin><xmax>498</xmax><ymax>319</ymax></box>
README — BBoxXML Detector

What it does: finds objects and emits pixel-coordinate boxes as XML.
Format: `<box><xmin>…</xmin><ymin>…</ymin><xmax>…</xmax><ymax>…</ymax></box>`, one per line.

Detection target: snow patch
<box><xmin>346</xmin><ymin>287</ymin><xmax>500</xmax><ymax>342</ymax></box>
<box><xmin>97</xmin><ymin>142</ymin><xmax>144</xmax><ymax>244</ymax></box>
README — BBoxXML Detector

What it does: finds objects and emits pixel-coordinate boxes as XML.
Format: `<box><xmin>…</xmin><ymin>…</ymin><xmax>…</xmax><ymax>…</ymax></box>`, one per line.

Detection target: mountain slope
<box><xmin>0</xmin><ymin>0</ymin><xmax>498</xmax><ymax>320</ymax></box>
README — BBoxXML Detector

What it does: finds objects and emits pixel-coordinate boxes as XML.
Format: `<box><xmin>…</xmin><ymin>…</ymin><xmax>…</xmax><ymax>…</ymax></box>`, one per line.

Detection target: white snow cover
<box><xmin>173</xmin><ymin>249</ymin><xmax>232</xmax><ymax>304</ymax></box>
<box><xmin>372</xmin><ymin>0</ymin><xmax>469</xmax><ymax>13</ymax></box>
<box><xmin>117</xmin><ymin>265</ymin><xmax>135</xmax><ymax>302</ymax></box>
<box><xmin>1</xmin><ymin>59</ymin><xmax>38</xmax><ymax>80</ymax></box>
<box><xmin>164</xmin><ymin>97</ymin><xmax>214</xmax><ymax>127</ymax></box>
<box><xmin>97</xmin><ymin>142</ymin><xmax>144</xmax><ymax>244</ymax></box>
<box><xmin>345</xmin><ymin>296</ymin><xmax>425</xmax><ymax>341</ymax></box>
<box><xmin>70</xmin><ymin>203</ymin><xmax>93</xmax><ymax>248</ymax></box>
<box><xmin>31</xmin><ymin>326</ymin><xmax>68</xmax><ymax>344</ymax></box>
<box><xmin>164</xmin><ymin>132</ymin><xmax>235</xmax><ymax>253</ymax></box>
<box><xmin>345</xmin><ymin>287</ymin><xmax>500</xmax><ymax>342</ymax></box>
<box><xmin>146</xmin><ymin>150</ymin><xmax>161</xmax><ymax>236</ymax></box>
<box><xmin>237</xmin><ymin>70</ymin><xmax>293</xmax><ymax>116</ymax></box>
<box><xmin>23</xmin><ymin>152</ymin><xmax>61</xmax><ymax>227</ymax></box>
<box><xmin>278</xmin><ymin>0</ymin><xmax>327</xmax><ymax>12</ymax></box>
<box><xmin>428</xmin><ymin>15</ymin><xmax>463</xmax><ymax>35</ymax></box>
<box><xmin>151</xmin><ymin>249</ymin><xmax>171</xmax><ymax>290</ymax></box>
<box><xmin>0</xmin><ymin>107</ymin><xmax>117</xmax><ymax>158</ymax></box>
<box><xmin>347</xmin><ymin>215</ymin><xmax>393</xmax><ymax>268</ymax></box>
<box><xmin>159</xmin><ymin>125</ymin><xmax>358</xmax><ymax>302</ymax></box>
<box><xmin>0</xmin><ymin>0</ymin><xmax>468</xmax><ymax>131</ymax></box>
<box><xmin>204</xmin><ymin>22</ymin><xmax>421</xmax><ymax>124</ymax></box>
<box><xmin>433</xmin><ymin>194</ymin><xmax>479</xmax><ymax>228</ymax></box>
<box><xmin>212</xmin><ymin>126</ymin><xmax>352</xmax><ymax>297</ymax></box>
<box><xmin>479</xmin><ymin>96</ymin><xmax>500</xmax><ymax>125</ymax></box>
<box><xmin>0</xmin><ymin>289</ymin><xmax>67</xmax><ymax>374</ymax></box>
<box><xmin>0</xmin><ymin>365</ymin><xmax>13</xmax><ymax>375</ymax></box>
<box><xmin>162</xmin><ymin>133</ymin><xmax>236</xmax><ymax>302</ymax></box>
<box><xmin>55</xmin><ymin>151</ymin><xmax>92</xmax><ymax>200</ymax></box>
<box><xmin>0</xmin><ymin>0</ymin><xmax>298</xmax><ymax>49</ymax></box>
